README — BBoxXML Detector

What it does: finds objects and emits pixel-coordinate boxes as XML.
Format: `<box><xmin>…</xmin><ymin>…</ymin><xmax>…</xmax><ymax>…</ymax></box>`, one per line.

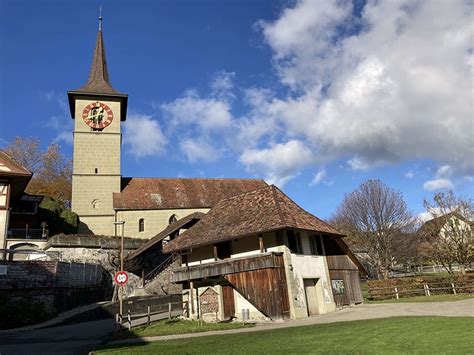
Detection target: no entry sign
<box><xmin>114</xmin><ymin>271</ymin><xmax>129</xmax><ymax>286</ymax></box>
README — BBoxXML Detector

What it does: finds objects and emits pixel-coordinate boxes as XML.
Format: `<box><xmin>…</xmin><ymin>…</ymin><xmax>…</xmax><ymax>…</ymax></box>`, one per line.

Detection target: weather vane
<box><xmin>99</xmin><ymin>5</ymin><xmax>103</xmax><ymax>31</ymax></box>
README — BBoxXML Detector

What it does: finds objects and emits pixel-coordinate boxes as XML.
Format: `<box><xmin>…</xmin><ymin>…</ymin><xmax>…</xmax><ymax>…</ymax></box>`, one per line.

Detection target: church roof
<box><xmin>164</xmin><ymin>185</ymin><xmax>343</xmax><ymax>253</ymax></box>
<box><xmin>113</xmin><ymin>177</ymin><xmax>268</xmax><ymax>210</ymax></box>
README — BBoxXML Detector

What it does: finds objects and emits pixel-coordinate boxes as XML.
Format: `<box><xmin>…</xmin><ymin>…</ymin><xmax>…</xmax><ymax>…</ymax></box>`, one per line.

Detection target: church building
<box><xmin>67</xmin><ymin>20</ymin><xmax>266</xmax><ymax>238</ymax></box>
<box><xmin>67</xmin><ymin>18</ymin><xmax>364</xmax><ymax>321</ymax></box>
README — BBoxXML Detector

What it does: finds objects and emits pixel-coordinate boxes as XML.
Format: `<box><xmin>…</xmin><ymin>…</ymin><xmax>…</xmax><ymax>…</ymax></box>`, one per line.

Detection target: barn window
<box><xmin>287</xmin><ymin>230</ymin><xmax>302</xmax><ymax>254</ymax></box>
<box><xmin>138</xmin><ymin>218</ymin><xmax>145</xmax><ymax>232</ymax></box>
<box><xmin>169</xmin><ymin>214</ymin><xmax>178</xmax><ymax>224</ymax></box>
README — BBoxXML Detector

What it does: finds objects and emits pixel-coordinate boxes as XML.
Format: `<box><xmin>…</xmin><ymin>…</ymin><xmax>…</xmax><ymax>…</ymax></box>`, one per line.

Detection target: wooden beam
<box><xmin>259</xmin><ymin>235</ymin><xmax>264</xmax><ymax>253</ymax></box>
<box><xmin>213</xmin><ymin>244</ymin><xmax>218</xmax><ymax>261</ymax></box>
<box><xmin>190</xmin><ymin>281</ymin><xmax>195</xmax><ymax>315</ymax></box>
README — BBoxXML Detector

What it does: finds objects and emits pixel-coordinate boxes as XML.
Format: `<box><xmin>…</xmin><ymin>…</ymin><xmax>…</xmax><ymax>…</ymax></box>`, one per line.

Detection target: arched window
<box><xmin>169</xmin><ymin>214</ymin><xmax>178</xmax><ymax>225</ymax></box>
<box><xmin>139</xmin><ymin>218</ymin><xmax>145</xmax><ymax>232</ymax></box>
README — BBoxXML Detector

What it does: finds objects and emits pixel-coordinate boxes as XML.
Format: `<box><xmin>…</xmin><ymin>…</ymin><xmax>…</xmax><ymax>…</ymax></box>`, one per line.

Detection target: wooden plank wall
<box><xmin>224</xmin><ymin>260</ymin><xmax>290</xmax><ymax>319</ymax></box>
<box><xmin>327</xmin><ymin>255</ymin><xmax>363</xmax><ymax>306</ymax></box>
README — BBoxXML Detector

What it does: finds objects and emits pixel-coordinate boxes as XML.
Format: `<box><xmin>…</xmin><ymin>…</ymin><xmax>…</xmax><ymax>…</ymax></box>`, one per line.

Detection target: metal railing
<box><xmin>7</xmin><ymin>228</ymin><xmax>48</xmax><ymax>240</ymax></box>
<box><xmin>143</xmin><ymin>254</ymin><xmax>176</xmax><ymax>285</ymax></box>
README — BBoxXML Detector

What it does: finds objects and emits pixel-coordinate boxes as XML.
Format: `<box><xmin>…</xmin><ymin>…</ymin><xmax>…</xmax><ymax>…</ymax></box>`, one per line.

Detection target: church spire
<box><xmin>74</xmin><ymin>9</ymin><xmax>123</xmax><ymax>95</ymax></box>
<box><xmin>67</xmin><ymin>11</ymin><xmax>128</xmax><ymax>121</ymax></box>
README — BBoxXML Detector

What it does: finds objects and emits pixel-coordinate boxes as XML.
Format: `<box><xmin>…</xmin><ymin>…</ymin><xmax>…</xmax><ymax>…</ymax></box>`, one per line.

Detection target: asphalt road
<box><xmin>0</xmin><ymin>318</ymin><xmax>115</xmax><ymax>355</ymax></box>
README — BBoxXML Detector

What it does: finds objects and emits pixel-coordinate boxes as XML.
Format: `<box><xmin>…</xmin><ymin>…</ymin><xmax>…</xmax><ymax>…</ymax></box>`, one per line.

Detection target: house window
<box><xmin>287</xmin><ymin>230</ymin><xmax>302</xmax><ymax>254</ymax></box>
<box><xmin>169</xmin><ymin>214</ymin><xmax>178</xmax><ymax>224</ymax></box>
<box><xmin>139</xmin><ymin>218</ymin><xmax>145</xmax><ymax>232</ymax></box>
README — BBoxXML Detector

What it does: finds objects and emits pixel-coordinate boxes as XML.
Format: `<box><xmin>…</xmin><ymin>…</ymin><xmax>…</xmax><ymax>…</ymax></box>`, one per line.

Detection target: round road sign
<box><xmin>114</xmin><ymin>271</ymin><xmax>129</xmax><ymax>286</ymax></box>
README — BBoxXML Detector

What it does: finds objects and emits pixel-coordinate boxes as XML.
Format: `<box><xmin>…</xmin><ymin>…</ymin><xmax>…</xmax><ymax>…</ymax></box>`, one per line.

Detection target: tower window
<box><xmin>95</xmin><ymin>168</ymin><xmax>98</xmax><ymax>174</ymax></box>
<box><xmin>169</xmin><ymin>214</ymin><xmax>178</xmax><ymax>224</ymax></box>
<box><xmin>138</xmin><ymin>218</ymin><xmax>145</xmax><ymax>232</ymax></box>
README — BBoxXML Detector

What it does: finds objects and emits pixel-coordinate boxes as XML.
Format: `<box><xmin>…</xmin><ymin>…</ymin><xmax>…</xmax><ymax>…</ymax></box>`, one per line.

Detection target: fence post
<box><xmin>394</xmin><ymin>287</ymin><xmax>399</xmax><ymax>300</ymax></box>
<box><xmin>128</xmin><ymin>309</ymin><xmax>131</xmax><ymax>330</ymax></box>
<box><xmin>147</xmin><ymin>306</ymin><xmax>151</xmax><ymax>325</ymax></box>
<box><xmin>424</xmin><ymin>284</ymin><xmax>431</xmax><ymax>296</ymax></box>
<box><xmin>451</xmin><ymin>283</ymin><xmax>457</xmax><ymax>295</ymax></box>
<box><xmin>169</xmin><ymin>302</ymin><xmax>172</xmax><ymax>320</ymax></box>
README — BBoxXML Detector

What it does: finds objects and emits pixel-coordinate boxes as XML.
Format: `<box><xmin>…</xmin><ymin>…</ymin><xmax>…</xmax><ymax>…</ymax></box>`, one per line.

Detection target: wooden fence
<box><xmin>116</xmin><ymin>300</ymin><xmax>188</xmax><ymax>332</ymax></box>
<box><xmin>368</xmin><ymin>281</ymin><xmax>474</xmax><ymax>300</ymax></box>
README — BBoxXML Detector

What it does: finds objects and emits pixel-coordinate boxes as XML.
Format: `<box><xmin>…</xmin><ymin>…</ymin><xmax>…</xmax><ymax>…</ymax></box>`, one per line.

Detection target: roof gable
<box><xmin>164</xmin><ymin>185</ymin><xmax>343</xmax><ymax>253</ymax></box>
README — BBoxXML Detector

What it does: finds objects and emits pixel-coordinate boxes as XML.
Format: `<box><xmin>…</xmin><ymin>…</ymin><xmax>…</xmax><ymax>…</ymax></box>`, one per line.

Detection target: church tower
<box><xmin>67</xmin><ymin>16</ymin><xmax>128</xmax><ymax>235</ymax></box>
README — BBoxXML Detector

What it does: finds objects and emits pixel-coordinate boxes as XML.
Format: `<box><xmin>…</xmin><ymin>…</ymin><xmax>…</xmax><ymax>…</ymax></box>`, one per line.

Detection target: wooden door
<box><xmin>303</xmin><ymin>278</ymin><xmax>319</xmax><ymax>316</ymax></box>
<box><xmin>221</xmin><ymin>285</ymin><xmax>235</xmax><ymax>319</ymax></box>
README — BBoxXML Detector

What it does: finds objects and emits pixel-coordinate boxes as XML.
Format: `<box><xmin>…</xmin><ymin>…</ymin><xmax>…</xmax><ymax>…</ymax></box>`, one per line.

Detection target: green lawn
<box><xmin>109</xmin><ymin>319</ymin><xmax>254</xmax><ymax>341</ymax></box>
<box><xmin>95</xmin><ymin>316</ymin><xmax>474</xmax><ymax>354</ymax></box>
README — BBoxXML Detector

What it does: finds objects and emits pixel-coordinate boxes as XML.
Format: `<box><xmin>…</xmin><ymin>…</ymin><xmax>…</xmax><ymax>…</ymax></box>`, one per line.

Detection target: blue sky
<box><xmin>1</xmin><ymin>0</ymin><xmax>473</xmax><ymax>220</ymax></box>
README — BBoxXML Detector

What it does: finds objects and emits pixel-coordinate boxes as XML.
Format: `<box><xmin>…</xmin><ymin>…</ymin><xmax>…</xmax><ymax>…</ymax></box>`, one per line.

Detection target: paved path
<box><xmin>0</xmin><ymin>319</ymin><xmax>116</xmax><ymax>355</ymax></box>
<box><xmin>107</xmin><ymin>298</ymin><xmax>474</xmax><ymax>346</ymax></box>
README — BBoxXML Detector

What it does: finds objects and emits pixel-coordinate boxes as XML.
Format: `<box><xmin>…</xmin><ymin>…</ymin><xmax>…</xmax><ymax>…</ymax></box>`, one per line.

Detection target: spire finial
<box><xmin>99</xmin><ymin>5</ymin><xmax>103</xmax><ymax>31</ymax></box>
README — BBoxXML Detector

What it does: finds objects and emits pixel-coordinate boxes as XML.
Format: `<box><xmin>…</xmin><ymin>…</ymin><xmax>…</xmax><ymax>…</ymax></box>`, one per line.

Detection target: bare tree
<box><xmin>331</xmin><ymin>180</ymin><xmax>415</xmax><ymax>279</ymax></box>
<box><xmin>420</xmin><ymin>191</ymin><xmax>473</xmax><ymax>275</ymax></box>
<box><xmin>3</xmin><ymin>137</ymin><xmax>72</xmax><ymax>205</ymax></box>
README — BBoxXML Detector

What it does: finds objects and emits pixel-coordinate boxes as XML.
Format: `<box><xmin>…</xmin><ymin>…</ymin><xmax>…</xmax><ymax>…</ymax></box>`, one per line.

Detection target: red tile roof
<box><xmin>113</xmin><ymin>178</ymin><xmax>268</xmax><ymax>210</ymax></box>
<box><xmin>0</xmin><ymin>151</ymin><xmax>32</xmax><ymax>178</ymax></box>
<box><xmin>164</xmin><ymin>185</ymin><xmax>343</xmax><ymax>253</ymax></box>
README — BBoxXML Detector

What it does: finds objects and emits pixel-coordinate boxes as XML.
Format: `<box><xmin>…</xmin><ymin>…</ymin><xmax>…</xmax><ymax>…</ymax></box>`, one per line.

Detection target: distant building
<box><xmin>0</xmin><ymin>151</ymin><xmax>47</xmax><ymax>259</ymax></box>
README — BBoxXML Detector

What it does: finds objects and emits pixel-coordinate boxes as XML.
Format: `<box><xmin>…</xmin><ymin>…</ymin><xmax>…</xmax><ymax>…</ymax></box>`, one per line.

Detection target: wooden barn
<box><xmin>163</xmin><ymin>185</ymin><xmax>365</xmax><ymax>321</ymax></box>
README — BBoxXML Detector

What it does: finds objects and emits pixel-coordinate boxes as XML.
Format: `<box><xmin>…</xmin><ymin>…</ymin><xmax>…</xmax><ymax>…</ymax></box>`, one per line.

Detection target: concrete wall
<box><xmin>116</xmin><ymin>208</ymin><xmax>209</xmax><ymax>239</ymax></box>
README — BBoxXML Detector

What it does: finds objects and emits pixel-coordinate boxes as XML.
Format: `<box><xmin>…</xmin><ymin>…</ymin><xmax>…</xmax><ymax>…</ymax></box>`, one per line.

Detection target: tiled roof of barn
<box><xmin>164</xmin><ymin>185</ymin><xmax>343</xmax><ymax>253</ymax></box>
<box><xmin>113</xmin><ymin>178</ymin><xmax>268</xmax><ymax>210</ymax></box>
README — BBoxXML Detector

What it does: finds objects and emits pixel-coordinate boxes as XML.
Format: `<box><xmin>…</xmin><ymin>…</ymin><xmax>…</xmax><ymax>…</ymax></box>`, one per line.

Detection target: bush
<box><xmin>38</xmin><ymin>196</ymin><xmax>79</xmax><ymax>235</ymax></box>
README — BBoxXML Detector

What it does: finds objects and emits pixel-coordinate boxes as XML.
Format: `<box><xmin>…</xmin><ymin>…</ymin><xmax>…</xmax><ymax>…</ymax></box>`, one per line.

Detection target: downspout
<box><xmin>2</xmin><ymin>183</ymin><xmax>11</xmax><ymax>260</ymax></box>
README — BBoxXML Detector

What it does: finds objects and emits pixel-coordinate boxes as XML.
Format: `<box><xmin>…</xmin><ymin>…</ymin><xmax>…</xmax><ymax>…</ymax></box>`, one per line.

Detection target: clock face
<box><xmin>82</xmin><ymin>101</ymin><xmax>114</xmax><ymax>129</ymax></box>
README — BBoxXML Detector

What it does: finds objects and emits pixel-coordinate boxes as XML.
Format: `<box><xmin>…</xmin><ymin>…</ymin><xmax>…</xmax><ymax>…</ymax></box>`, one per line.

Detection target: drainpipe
<box><xmin>2</xmin><ymin>183</ymin><xmax>11</xmax><ymax>260</ymax></box>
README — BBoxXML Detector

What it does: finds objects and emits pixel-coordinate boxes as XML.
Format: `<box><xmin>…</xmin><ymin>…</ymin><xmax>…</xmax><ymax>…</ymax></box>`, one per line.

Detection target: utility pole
<box><xmin>114</xmin><ymin>220</ymin><xmax>125</xmax><ymax>331</ymax></box>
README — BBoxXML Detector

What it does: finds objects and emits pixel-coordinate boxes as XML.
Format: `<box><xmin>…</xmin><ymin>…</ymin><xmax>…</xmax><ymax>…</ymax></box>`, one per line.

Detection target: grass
<box><xmin>108</xmin><ymin>319</ymin><xmax>255</xmax><ymax>341</ymax></box>
<box><xmin>94</xmin><ymin>316</ymin><xmax>474</xmax><ymax>354</ymax></box>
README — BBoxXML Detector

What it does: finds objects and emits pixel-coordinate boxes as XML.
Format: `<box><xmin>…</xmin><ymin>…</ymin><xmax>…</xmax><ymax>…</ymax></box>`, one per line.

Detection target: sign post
<box><xmin>114</xmin><ymin>221</ymin><xmax>126</xmax><ymax>332</ymax></box>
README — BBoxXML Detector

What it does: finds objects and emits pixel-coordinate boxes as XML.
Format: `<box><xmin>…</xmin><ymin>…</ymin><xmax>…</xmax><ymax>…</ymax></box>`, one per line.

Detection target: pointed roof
<box><xmin>67</xmin><ymin>20</ymin><xmax>128</xmax><ymax>120</ymax></box>
<box><xmin>74</xmin><ymin>29</ymin><xmax>125</xmax><ymax>96</ymax></box>
<box><xmin>164</xmin><ymin>185</ymin><xmax>343</xmax><ymax>253</ymax></box>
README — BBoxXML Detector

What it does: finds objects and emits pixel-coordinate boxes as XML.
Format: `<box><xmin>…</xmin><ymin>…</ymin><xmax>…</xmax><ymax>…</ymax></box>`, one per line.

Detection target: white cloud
<box><xmin>161</xmin><ymin>91</ymin><xmax>233</xmax><ymax>133</ymax></box>
<box><xmin>180</xmin><ymin>138</ymin><xmax>219</xmax><ymax>163</ymax></box>
<box><xmin>423</xmin><ymin>178</ymin><xmax>454</xmax><ymax>191</ymax></box>
<box><xmin>310</xmin><ymin>168</ymin><xmax>326</xmax><ymax>186</ymax></box>
<box><xmin>436</xmin><ymin>165</ymin><xmax>453</xmax><ymax>178</ymax></box>
<box><xmin>405</xmin><ymin>170</ymin><xmax>414</xmax><ymax>179</ymax></box>
<box><xmin>240</xmin><ymin>140</ymin><xmax>313</xmax><ymax>186</ymax></box>
<box><xmin>211</xmin><ymin>70</ymin><xmax>236</xmax><ymax>101</ymax></box>
<box><xmin>124</xmin><ymin>114</ymin><xmax>166</xmax><ymax>158</ymax></box>
<box><xmin>252</xmin><ymin>0</ymin><xmax>474</xmax><ymax>175</ymax></box>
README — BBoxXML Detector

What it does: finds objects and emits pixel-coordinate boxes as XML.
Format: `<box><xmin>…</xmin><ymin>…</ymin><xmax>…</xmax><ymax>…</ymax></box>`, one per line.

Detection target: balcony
<box><xmin>7</xmin><ymin>228</ymin><xmax>48</xmax><ymax>240</ymax></box>
<box><xmin>171</xmin><ymin>252</ymin><xmax>285</xmax><ymax>283</ymax></box>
